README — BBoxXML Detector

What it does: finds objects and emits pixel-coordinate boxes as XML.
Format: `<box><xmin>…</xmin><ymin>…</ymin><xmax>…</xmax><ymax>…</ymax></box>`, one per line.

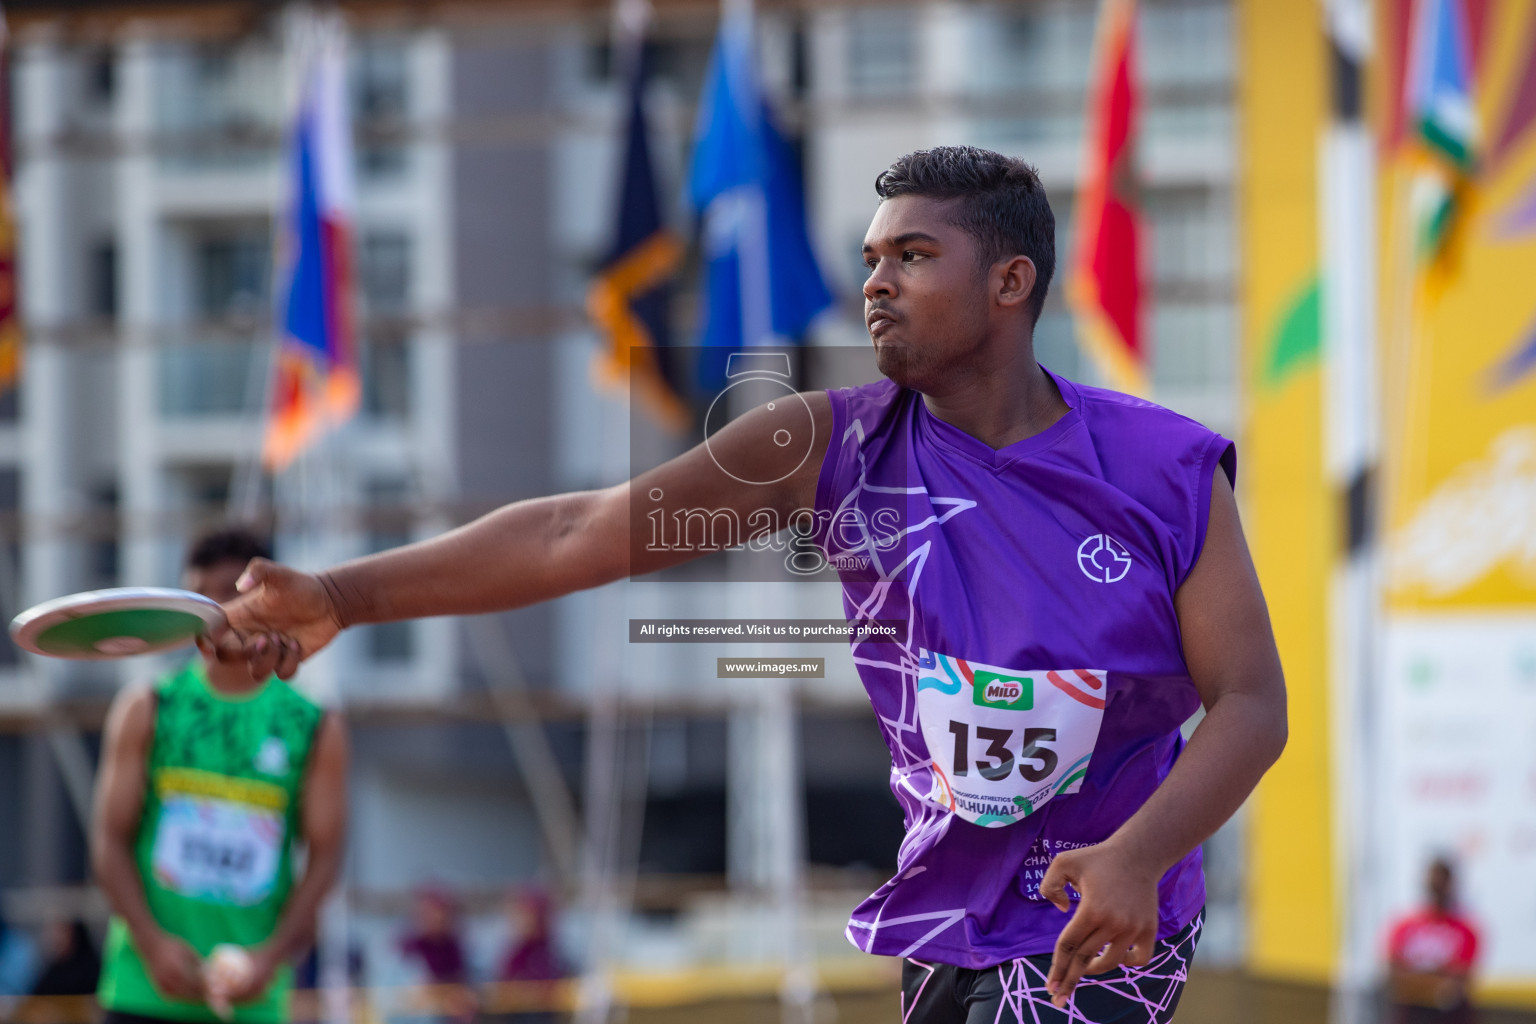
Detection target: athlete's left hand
<box><xmin>1039</xmin><ymin>840</ymin><xmax>1161</xmax><ymax>1009</ymax></box>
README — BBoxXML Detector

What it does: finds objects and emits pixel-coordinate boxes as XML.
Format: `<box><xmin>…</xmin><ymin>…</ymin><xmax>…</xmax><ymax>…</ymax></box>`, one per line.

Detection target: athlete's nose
<box><xmin>863</xmin><ymin>257</ymin><xmax>897</xmax><ymax>301</ymax></box>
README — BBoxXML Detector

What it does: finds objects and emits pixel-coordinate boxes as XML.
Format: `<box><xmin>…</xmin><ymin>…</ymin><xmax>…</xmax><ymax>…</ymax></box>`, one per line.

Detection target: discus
<box><xmin>9</xmin><ymin>587</ymin><xmax>227</xmax><ymax>660</ymax></box>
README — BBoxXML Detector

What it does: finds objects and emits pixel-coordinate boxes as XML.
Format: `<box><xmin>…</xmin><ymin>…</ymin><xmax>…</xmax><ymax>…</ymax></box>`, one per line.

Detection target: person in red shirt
<box><xmin>1386</xmin><ymin>858</ymin><xmax>1480</xmax><ymax>1024</ymax></box>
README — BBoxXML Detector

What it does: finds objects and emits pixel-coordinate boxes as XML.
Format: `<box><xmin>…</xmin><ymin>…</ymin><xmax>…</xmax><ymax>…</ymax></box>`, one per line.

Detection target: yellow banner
<box><xmin>1382</xmin><ymin>2</ymin><xmax>1536</xmax><ymax>610</ymax></box>
<box><xmin>1238</xmin><ymin>0</ymin><xmax>1336</xmax><ymax>983</ymax></box>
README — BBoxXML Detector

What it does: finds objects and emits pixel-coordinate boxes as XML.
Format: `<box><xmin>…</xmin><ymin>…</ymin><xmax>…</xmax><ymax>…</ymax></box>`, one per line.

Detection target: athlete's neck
<box><xmin>920</xmin><ymin>343</ymin><xmax>1069</xmax><ymax>450</ymax></box>
<box><xmin>203</xmin><ymin>655</ymin><xmax>268</xmax><ymax>696</ymax></box>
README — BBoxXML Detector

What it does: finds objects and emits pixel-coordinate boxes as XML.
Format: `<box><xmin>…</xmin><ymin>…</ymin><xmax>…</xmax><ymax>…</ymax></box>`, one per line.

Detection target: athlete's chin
<box><xmin>874</xmin><ymin>340</ymin><xmax>913</xmax><ymax>382</ymax></box>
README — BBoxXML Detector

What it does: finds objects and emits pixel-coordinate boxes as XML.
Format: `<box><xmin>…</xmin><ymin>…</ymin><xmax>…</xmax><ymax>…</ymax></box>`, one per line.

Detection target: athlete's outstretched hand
<box><xmin>214</xmin><ymin>559</ymin><xmax>345</xmax><ymax>680</ymax></box>
<box><xmin>1039</xmin><ymin>840</ymin><xmax>1161</xmax><ymax>1009</ymax></box>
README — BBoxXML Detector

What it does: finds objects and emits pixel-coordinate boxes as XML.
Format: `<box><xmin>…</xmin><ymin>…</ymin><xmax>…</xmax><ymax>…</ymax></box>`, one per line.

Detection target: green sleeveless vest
<box><xmin>98</xmin><ymin>662</ymin><xmax>324</xmax><ymax>1023</ymax></box>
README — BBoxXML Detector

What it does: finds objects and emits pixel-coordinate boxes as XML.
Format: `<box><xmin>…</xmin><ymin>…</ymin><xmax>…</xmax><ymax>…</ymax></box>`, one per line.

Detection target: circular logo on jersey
<box><xmin>1077</xmin><ymin>534</ymin><xmax>1132</xmax><ymax>583</ymax></box>
<box><xmin>255</xmin><ymin>737</ymin><xmax>290</xmax><ymax>776</ymax></box>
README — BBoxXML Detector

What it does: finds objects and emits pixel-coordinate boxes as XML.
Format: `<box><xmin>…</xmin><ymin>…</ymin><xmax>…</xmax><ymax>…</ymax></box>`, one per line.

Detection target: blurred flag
<box><xmin>0</xmin><ymin>6</ymin><xmax>20</xmax><ymax>393</ymax></box>
<box><xmin>263</xmin><ymin>17</ymin><xmax>360</xmax><ymax>471</ymax></box>
<box><xmin>686</xmin><ymin>5</ymin><xmax>830</xmax><ymax>382</ymax></box>
<box><xmin>1405</xmin><ymin>0</ymin><xmax>1477</xmax><ymax>272</ymax></box>
<box><xmin>586</xmin><ymin>1</ymin><xmax>691</xmax><ymax>432</ymax></box>
<box><xmin>1067</xmin><ymin>0</ymin><xmax>1146</xmax><ymax>396</ymax></box>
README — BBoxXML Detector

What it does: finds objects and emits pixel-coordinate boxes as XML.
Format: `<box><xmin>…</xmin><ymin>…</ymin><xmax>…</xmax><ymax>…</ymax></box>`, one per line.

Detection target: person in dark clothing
<box><xmin>29</xmin><ymin>920</ymin><xmax>100</xmax><ymax>997</ymax></box>
<box><xmin>399</xmin><ymin>889</ymin><xmax>475</xmax><ymax>1023</ymax></box>
<box><xmin>498</xmin><ymin>889</ymin><xmax>564</xmax><ymax>985</ymax></box>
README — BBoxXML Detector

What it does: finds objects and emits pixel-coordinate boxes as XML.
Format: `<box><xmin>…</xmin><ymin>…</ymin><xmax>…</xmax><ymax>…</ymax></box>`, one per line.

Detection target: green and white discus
<box><xmin>9</xmin><ymin>587</ymin><xmax>227</xmax><ymax>660</ymax></box>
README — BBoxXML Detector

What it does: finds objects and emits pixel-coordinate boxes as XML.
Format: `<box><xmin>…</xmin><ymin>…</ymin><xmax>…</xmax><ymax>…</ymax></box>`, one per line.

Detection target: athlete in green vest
<box><xmin>92</xmin><ymin>528</ymin><xmax>349</xmax><ymax>1024</ymax></box>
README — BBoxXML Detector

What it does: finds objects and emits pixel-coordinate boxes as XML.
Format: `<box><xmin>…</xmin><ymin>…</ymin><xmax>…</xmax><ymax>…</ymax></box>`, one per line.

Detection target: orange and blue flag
<box><xmin>263</xmin><ymin>19</ymin><xmax>359</xmax><ymax>470</ymax></box>
<box><xmin>587</xmin><ymin>22</ymin><xmax>691</xmax><ymax>431</ymax></box>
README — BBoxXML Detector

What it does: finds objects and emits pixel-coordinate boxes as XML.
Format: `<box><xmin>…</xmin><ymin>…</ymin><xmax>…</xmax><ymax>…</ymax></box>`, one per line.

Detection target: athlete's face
<box><xmin>185</xmin><ymin>559</ymin><xmax>246</xmax><ymax>604</ymax></box>
<box><xmin>861</xmin><ymin>196</ymin><xmax>995</xmax><ymax>390</ymax></box>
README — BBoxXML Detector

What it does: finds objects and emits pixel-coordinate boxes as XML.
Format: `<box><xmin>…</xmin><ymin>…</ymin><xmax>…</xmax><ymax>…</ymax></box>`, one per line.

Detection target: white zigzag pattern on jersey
<box><xmin>990</xmin><ymin>914</ymin><xmax>1201</xmax><ymax>1023</ymax></box>
<box><xmin>845</xmin><ymin>908</ymin><xmax>969</xmax><ymax>959</ymax></box>
<box><xmin>833</xmin><ymin>412</ymin><xmax>977</xmax><ymax>952</ymax></box>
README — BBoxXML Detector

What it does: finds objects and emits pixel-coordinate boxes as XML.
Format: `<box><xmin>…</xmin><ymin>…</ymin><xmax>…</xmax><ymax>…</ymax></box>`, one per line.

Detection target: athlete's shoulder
<box><xmin>1061</xmin><ymin>373</ymin><xmax>1236</xmax><ymax>484</ymax></box>
<box><xmin>270</xmin><ymin>676</ymin><xmax>325</xmax><ymax>716</ymax></box>
<box><xmin>105</xmin><ymin>679</ymin><xmax>160</xmax><ymax>736</ymax></box>
<box><xmin>826</xmin><ymin>376</ymin><xmax>901</xmax><ymax>412</ymax></box>
<box><xmin>152</xmin><ymin>659</ymin><xmax>201</xmax><ymax>698</ymax></box>
<box><xmin>823</xmin><ymin>377</ymin><xmax>910</xmax><ymax>437</ymax></box>
<box><xmin>1069</xmin><ymin>377</ymin><xmax>1218</xmax><ymax>437</ymax></box>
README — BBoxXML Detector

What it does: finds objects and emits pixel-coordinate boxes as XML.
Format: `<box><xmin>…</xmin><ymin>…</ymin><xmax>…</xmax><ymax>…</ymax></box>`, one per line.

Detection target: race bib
<box><xmin>916</xmin><ymin>649</ymin><xmax>1107</xmax><ymax>827</ymax></box>
<box><xmin>152</xmin><ymin>779</ymin><xmax>285</xmax><ymax>906</ymax></box>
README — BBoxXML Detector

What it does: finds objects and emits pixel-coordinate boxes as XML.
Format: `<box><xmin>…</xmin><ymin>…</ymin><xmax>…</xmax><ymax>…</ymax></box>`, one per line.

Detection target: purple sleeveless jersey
<box><xmin>813</xmin><ymin>367</ymin><xmax>1236</xmax><ymax>968</ymax></box>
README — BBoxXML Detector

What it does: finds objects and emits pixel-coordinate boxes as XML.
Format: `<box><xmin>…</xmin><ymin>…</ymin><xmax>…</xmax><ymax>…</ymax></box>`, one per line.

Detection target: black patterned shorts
<box><xmin>900</xmin><ymin>911</ymin><xmax>1203</xmax><ymax>1024</ymax></box>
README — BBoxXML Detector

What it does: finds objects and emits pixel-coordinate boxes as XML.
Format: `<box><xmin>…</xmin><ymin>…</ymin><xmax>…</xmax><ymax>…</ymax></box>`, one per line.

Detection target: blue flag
<box><xmin>686</xmin><ymin>9</ymin><xmax>831</xmax><ymax>372</ymax></box>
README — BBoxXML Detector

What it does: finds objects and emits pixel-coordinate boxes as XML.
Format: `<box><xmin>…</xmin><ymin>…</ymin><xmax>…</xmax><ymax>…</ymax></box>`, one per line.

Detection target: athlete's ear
<box><xmin>995</xmin><ymin>255</ymin><xmax>1038</xmax><ymax>310</ymax></box>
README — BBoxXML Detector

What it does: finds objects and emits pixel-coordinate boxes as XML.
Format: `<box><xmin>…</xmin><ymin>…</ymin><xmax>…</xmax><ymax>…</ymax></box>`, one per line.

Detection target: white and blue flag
<box><xmin>686</xmin><ymin>5</ymin><xmax>830</xmax><ymax>377</ymax></box>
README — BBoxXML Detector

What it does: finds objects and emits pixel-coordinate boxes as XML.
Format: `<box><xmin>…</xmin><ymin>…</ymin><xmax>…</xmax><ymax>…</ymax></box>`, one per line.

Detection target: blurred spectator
<box><xmin>12</xmin><ymin>920</ymin><xmax>101</xmax><ymax>1024</ymax></box>
<box><xmin>0</xmin><ymin>912</ymin><xmax>40</xmax><ymax>997</ymax></box>
<box><xmin>399</xmin><ymin>888</ymin><xmax>475</xmax><ymax>1022</ymax></box>
<box><xmin>28</xmin><ymin>920</ymin><xmax>100</xmax><ymax>997</ymax></box>
<box><xmin>498</xmin><ymin>888</ymin><xmax>565</xmax><ymax>984</ymax></box>
<box><xmin>1386</xmin><ymin>857</ymin><xmax>1480</xmax><ymax>1024</ymax></box>
<box><xmin>492</xmin><ymin>888</ymin><xmax>566</xmax><ymax>1024</ymax></box>
<box><xmin>400</xmin><ymin>888</ymin><xmax>467</xmax><ymax>986</ymax></box>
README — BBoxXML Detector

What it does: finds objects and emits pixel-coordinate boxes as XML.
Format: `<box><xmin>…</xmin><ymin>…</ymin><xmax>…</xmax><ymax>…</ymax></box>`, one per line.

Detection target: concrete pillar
<box><xmin>115</xmin><ymin>27</ymin><xmax>163</xmax><ymax>610</ymax></box>
<box><xmin>17</xmin><ymin>34</ymin><xmax>78</xmax><ymax>616</ymax></box>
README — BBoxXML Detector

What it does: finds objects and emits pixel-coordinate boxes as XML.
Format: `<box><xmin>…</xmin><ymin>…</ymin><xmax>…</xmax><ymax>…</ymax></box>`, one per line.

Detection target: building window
<box><xmin>197</xmin><ymin>230</ymin><xmax>270</xmax><ymax>318</ymax></box>
<box><xmin>156</xmin><ymin>41</ymin><xmax>283</xmax><ymax>170</ymax></box>
<box><xmin>360</xmin><ymin>230</ymin><xmax>411</xmax><ymax>314</ymax></box>
<box><xmin>354</xmin><ymin>39</ymin><xmax>410</xmax><ymax>179</ymax></box>
<box><xmin>86</xmin><ymin>48</ymin><xmax>115</xmax><ymax>104</ymax></box>
<box><xmin>89</xmin><ymin>240</ymin><xmax>117</xmax><ymax>320</ymax></box>
<box><xmin>160</xmin><ymin>225</ymin><xmax>270</xmax><ymax>417</ymax></box>
<box><xmin>972</xmin><ymin>6</ymin><xmax>1096</xmax><ymax>94</ymax></box>
<box><xmin>846</xmin><ymin>8</ymin><xmax>918</xmax><ymax>97</ymax></box>
<box><xmin>360</xmin><ymin>230</ymin><xmax>412</xmax><ymax>420</ymax></box>
<box><xmin>1140</xmin><ymin>2</ymin><xmax>1234</xmax><ymax>88</ymax></box>
<box><xmin>364</xmin><ymin>479</ymin><xmax>414</xmax><ymax>662</ymax></box>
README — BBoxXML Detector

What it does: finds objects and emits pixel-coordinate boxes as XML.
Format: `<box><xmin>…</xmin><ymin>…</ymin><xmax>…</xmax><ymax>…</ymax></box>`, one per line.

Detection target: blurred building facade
<box><xmin>0</xmin><ymin>0</ymin><xmax>1250</xmax><ymax>997</ymax></box>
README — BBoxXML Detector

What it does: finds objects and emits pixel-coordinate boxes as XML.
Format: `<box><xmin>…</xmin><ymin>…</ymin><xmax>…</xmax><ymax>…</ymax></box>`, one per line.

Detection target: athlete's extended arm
<box><xmin>220</xmin><ymin>393</ymin><xmax>832</xmax><ymax>679</ymax></box>
<box><xmin>228</xmin><ymin>713</ymin><xmax>349</xmax><ymax>1003</ymax></box>
<box><xmin>1040</xmin><ymin>468</ymin><xmax>1287</xmax><ymax>1008</ymax></box>
<box><xmin>92</xmin><ymin>687</ymin><xmax>207</xmax><ymax>1002</ymax></box>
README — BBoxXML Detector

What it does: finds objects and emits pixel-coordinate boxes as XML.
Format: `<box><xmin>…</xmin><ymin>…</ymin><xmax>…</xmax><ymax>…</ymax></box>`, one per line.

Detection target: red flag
<box><xmin>1068</xmin><ymin>0</ymin><xmax>1145</xmax><ymax>395</ymax></box>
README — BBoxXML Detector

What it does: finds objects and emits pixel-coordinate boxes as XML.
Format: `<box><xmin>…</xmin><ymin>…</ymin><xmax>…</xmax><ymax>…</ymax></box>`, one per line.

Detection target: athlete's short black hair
<box><xmin>186</xmin><ymin>525</ymin><xmax>272</xmax><ymax>570</ymax></box>
<box><xmin>874</xmin><ymin>146</ymin><xmax>1056</xmax><ymax>324</ymax></box>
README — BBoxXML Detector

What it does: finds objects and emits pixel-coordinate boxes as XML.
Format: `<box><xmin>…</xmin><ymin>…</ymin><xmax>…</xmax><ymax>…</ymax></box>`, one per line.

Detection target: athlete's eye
<box><xmin>902</xmin><ymin>251</ymin><xmax>927</xmax><ymax>263</ymax></box>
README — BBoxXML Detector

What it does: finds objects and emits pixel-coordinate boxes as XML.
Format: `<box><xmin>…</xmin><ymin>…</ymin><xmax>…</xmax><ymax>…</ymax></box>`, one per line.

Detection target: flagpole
<box><xmin>576</xmin><ymin>7</ymin><xmax>648</xmax><ymax>1023</ymax></box>
<box><xmin>1320</xmin><ymin>4</ymin><xmax>1379</xmax><ymax>1024</ymax></box>
<box><xmin>230</xmin><ymin>7</ymin><xmax>314</xmax><ymax>525</ymax></box>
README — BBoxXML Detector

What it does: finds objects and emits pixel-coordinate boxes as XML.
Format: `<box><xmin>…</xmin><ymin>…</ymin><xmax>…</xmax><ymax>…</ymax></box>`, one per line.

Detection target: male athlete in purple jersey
<box><xmin>217</xmin><ymin>147</ymin><xmax>1286</xmax><ymax>1023</ymax></box>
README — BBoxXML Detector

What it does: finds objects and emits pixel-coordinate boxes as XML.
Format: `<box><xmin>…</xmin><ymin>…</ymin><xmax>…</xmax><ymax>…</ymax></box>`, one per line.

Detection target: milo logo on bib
<box><xmin>974</xmin><ymin>672</ymin><xmax>1031</xmax><ymax>710</ymax></box>
<box><xmin>917</xmin><ymin>650</ymin><xmax>1107</xmax><ymax>827</ymax></box>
